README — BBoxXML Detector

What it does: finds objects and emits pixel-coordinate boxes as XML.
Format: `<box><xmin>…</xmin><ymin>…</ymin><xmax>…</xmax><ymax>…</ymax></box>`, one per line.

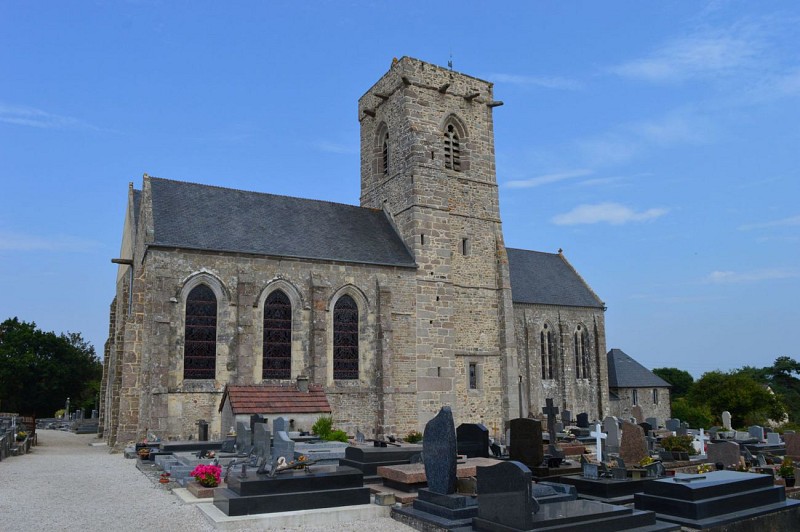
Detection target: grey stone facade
<box><xmin>100</xmin><ymin>57</ymin><xmax>611</xmax><ymax>449</ymax></box>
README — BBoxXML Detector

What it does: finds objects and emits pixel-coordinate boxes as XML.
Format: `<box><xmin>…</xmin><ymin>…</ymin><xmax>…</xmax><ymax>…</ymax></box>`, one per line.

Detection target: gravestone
<box><xmin>665</xmin><ymin>419</ymin><xmax>680</xmax><ymax>432</ymax></box>
<box><xmin>253</xmin><ymin>422</ymin><xmax>271</xmax><ymax>459</ymax></box>
<box><xmin>542</xmin><ymin>398</ymin><xmax>564</xmax><ymax>459</ymax></box>
<box><xmin>422</xmin><ymin>406</ymin><xmax>457</xmax><ymax>494</ymax></box>
<box><xmin>576</xmin><ymin>413</ymin><xmax>589</xmax><ymax>428</ymax></box>
<box><xmin>554</xmin><ymin>422</ymin><xmax>564</xmax><ymax>434</ymax></box>
<box><xmin>355</xmin><ymin>428</ymin><xmax>365</xmax><ymax>444</ymax></box>
<box><xmin>561</xmin><ymin>409</ymin><xmax>572</xmax><ymax>425</ymax></box>
<box><xmin>631</xmin><ymin>405</ymin><xmax>644</xmax><ymax>424</ymax></box>
<box><xmin>785</xmin><ymin>433</ymin><xmax>800</xmax><ymax>459</ymax></box>
<box><xmin>676</xmin><ymin>423</ymin><xmax>689</xmax><ymax>437</ymax></box>
<box><xmin>236</xmin><ymin>421</ymin><xmax>252</xmax><ymax>454</ymax></box>
<box><xmin>273</xmin><ymin>417</ymin><xmax>288</xmax><ymax>434</ymax></box>
<box><xmin>250</xmin><ymin>414</ymin><xmax>265</xmax><ymax>442</ymax></box>
<box><xmin>620</xmin><ymin>422</ymin><xmax>648</xmax><ymax>466</ymax></box>
<box><xmin>475</xmin><ymin>461</ymin><xmax>536</xmax><ymax>530</ymax></box>
<box><xmin>603</xmin><ymin>416</ymin><xmax>620</xmax><ymax>454</ymax></box>
<box><xmin>456</xmin><ymin>423</ymin><xmax>489</xmax><ymax>458</ymax></box>
<box><xmin>272</xmin><ymin>429</ymin><xmax>295</xmax><ymax>462</ymax></box>
<box><xmin>638</xmin><ymin>422</ymin><xmax>653</xmax><ymax>435</ymax></box>
<box><xmin>509</xmin><ymin>418</ymin><xmax>544</xmax><ymax>469</ymax></box>
<box><xmin>707</xmin><ymin>441</ymin><xmax>740</xmax><ymax>469</ymax></box>
<box><xmin>646</xmin><ymin>417</ymin><xmax>658</xmax><ymax>429</ymax></box>
<box><xmin>766</xmin><ymin>432</ymin><xmax>781</xmax><ymax>445</ymax></box>
<box><xmin>721</xmin><ymin>411</ymin><xmax>732</xmax><ymax>430</ymax></box>
<box><xmin>748</xmin><ymin>425</ymin><xmax>764</xmax><ymax>441</ymax></box>
<box><xmin>693</xmin><ymin>428</ymin><xmax>709</xmax><ymax>458</ymax></box>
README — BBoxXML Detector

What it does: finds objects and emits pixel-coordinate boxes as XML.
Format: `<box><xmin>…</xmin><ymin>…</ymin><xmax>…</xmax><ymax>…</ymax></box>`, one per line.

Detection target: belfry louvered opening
<box><xmin>444</xmin><ymin>124</ymin><xmax>461</xmax><ymax>171</ymax></box>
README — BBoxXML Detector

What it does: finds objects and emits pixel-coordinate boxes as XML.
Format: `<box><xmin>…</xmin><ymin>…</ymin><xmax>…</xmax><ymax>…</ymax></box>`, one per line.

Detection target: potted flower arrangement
<box><xmin>15</xmin><ymin>430</ymin><xmax>27</xmax><ymax>442</ymax></box>
<box><xmin>190</xmin><ymin>464</ymin><xmax>222</xmax><ymax>488</ymax></box>
<box><xmin>137</xmin><ymin>447</ymin><xmax>151</xmax><ymax>460</ymax></box>
<box><xmin>778</xmin><ymin>458</ymin><xmax>795</xmax><ymax>488</ymax></box>
<box><xmin>159</xmin><ymin>472</ymin><xmax>171</xmax><ymax>484</ymax></box>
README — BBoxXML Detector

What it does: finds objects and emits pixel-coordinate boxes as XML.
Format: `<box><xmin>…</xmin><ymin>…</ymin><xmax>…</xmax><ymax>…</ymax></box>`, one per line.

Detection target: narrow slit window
<box><xmin>382</xmin><ymin>132</ymin><xmax>389</xmax><ymax>175</ymax></box>
<box><xmin>469</xmin><ymin>363</ymin><xmax>477</xmax><ymax>389</ymax></box>
<box><xmin>632</xmin><ymin>389</ymin><xmax>639</xmax><ymax>406</ymax></box>
<box><xmin>653</xmin><ymin>389</ymin><xmax>658</xmax><ymax>405</ymax></box>
<box><xmin>461</xmin><ymin>238</ymin><xmax>469</xmax><ymax>256</ymax></box>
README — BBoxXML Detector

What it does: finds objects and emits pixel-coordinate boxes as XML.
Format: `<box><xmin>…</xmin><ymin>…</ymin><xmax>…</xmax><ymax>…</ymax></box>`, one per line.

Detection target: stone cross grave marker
<box><xmin>591</xmin><ymin>423</ymin><xmax>607</xmax><ymax>462</ymax></box>
<box><xmin>603</xmin><ymin>416</ymin><xmax>620</xmax><ymax>454</ymax></box>
<box><xmin>542</xmin><ymin>398</ymin><xmax>563</xmax><ymax>458</ymax></box>
<box><xmin>509</xmin><ymin>418</ymin><xmax>544</xmax><ymax>469</ymax></box>
<box><xmin>620</xmin><ymin>421</ymin><xmax>648</xmax><ymax>466</ymax></box>
<box><xmin>721</xmin><ymin>411</ymin><xmax>732</xmax><ymax>430</ymax></box>
<box><xmin>422</xmin><ymin>406</ymin><xmax>457</xmax><ymax>494</ymax></box>
<box><xmin>693</xmin><ymin>428</ymin><xmax>709</xmax><ymax>458</ymax></box>
<box><xmin>631</xmin><ymin>405</ymin><xmax>644</xmax><ymax>424</ymax></box>
<box><xmin>476</xmin><ymin>460</ymin><xmax>536</xmax><ymax>530</ymax></box>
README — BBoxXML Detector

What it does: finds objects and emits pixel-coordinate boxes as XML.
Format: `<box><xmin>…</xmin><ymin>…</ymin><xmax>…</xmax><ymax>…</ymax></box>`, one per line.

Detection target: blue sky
<box><xmin>1</xmin><ymin>2</ymin><xmax>797</xmax><ymax>377</ymax></box>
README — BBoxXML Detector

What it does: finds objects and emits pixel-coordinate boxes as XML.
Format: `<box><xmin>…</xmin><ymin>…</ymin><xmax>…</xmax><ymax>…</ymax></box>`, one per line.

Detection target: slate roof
<box><xmin>607</xmin><ymin>348</ymin><xmax>671</xmax><ymax>388</ymax></box>
<box><xmin>219</xmin><ymin>384</ymin><xmax>332</xmax><ymax>415</ymax></box>
<box><xmin>506</xmin><ymin>248</ymin><xmax>604</xmax><ymax>308</ymax></box>
<box><xmin>147</xmin><ymin>177</ymin><xmax>417</xmax><ymax>268</ymax></box>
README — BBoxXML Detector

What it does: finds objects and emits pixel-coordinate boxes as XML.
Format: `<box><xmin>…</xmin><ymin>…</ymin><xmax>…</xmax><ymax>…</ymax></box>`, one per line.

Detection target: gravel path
<box><xmin>0</xmin><ymin>430</ymin><xmax>413</xmax><ymax>532</ymax></box>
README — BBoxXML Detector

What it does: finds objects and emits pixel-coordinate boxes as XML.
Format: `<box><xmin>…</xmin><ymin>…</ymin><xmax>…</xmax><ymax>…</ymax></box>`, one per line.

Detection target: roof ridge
<box><xmin>147</xmin><ymin>175</ymin><xmax>376</xmax><ymax>213</ymax></box>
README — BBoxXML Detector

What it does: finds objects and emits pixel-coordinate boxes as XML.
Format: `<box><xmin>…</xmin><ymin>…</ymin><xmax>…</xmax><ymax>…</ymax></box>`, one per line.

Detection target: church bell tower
<box><xmin>359</xmin><ymin>57</ymin><xmax>520</xmax><ymax>428</ymax></box>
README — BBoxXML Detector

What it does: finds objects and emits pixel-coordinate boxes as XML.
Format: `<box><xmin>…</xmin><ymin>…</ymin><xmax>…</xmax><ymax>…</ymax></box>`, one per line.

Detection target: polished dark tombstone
<box><xmin>338</xmin><ymin>443</ymin><xmax>423</xmax><ymax>482</ymax></box>
<box><xmin>509</xmin><ymin>418</ymin><xmax>544</xmax><ymax>469</ymax></box>
<box><xmin>214</xmin><ymin>464</ymin><xmax>370</xmax><ymax>516</ymax></box>
<box><xmin>393</xmin><ymin>406</ymin><xmax>479</xmax><ymax>530</ymax></box>
<box><xmin>474</xmin><ymin>462</ymin><xmax>678</xmax><ymax>531</ymax></box>
<box><xmin>576</xmin><ymin>413</ymin><xmax>589</xmax><ymax>429</ymax></box>
<box><xmin>474</xmin><ymin>461</ymin><xmax>536</xmax><ymax>531</ymax></box>
<box><xmin>634</xmin><ymin>471</ymin><xmax>800</xmax><ymax>529</ymax></box>
<box><xmin>457</xmin><ymin>423</ymin><xmax>490</xmax><ymax>458</ymax></box>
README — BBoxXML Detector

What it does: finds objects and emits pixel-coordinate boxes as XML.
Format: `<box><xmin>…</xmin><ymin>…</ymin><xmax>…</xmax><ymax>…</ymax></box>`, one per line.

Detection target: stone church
<box><xmin>100</xmin><ymin>57</ymin><xmax>609</xmax><ymax>449</ymax></box>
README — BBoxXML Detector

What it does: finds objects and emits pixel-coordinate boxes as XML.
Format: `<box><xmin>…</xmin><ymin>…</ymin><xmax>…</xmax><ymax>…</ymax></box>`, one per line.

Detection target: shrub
<box><xmin>328</xmin><ymin>429</ymin><xmax>349</xmax><ymax>442</ymax></box>
<box><xmin>311</xmin><ymin>416</ymin><xmax>349</xmax><ymax>442</ymax></box>
<box><xmin>405</xmin><ymin>430</ymin><xmax>423</xmax><ymax>443</ymax></box>
<box><xmin>661</xmin><ymin>435</ymin><xmax>698</xmax><ymax>455</ymax></box>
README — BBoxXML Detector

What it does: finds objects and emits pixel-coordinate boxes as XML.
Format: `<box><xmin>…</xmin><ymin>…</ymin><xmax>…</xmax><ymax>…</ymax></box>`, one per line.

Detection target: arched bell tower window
<box><xmin>444</xmin><ymin>123</ymin><xmax>461</xmax><ymax>171</ymax></box>
<box><xmin>263</xmin><ymin>289</ymin><xmax>292</xmax><ymax>379</ymax></box>
<box><xmin>184</xmin><ymin>284</ymin><xmax>217</xmax><ymax>379</ymax></box>
<box><xmin>333</xmin><ymin>295</ymin><xmax>359</xmax><ymax>380</ymax></box>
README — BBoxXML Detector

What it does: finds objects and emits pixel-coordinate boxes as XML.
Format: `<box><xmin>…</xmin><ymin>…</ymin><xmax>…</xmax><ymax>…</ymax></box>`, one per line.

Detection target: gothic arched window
<box><xmin>333</xmin><ymin>295</ymin><xmax>359</xmax><ymax>380</ymax></box>
<box><xmin>444</xmin><ymin>123</ymin><xmax>461</xmax><ymax>171</ymax></box>
<box><xmin>184</xmin><ymin>284</ymin><xmax>217</xmax><ymax>379</ymax></box>
<box><xmin>540</xmin><ymin>324</ymin><xmax>554</xmax><ymax>380</ymax></box>
<box><xmin>263</xmin><ymin>290</ymin><xmax>292</xmax><ymax>379</ymax></box>
<box><xmin>574</xmin><ymin>326</ymin><xmax>590</xmax><ymax>379</ymax></box>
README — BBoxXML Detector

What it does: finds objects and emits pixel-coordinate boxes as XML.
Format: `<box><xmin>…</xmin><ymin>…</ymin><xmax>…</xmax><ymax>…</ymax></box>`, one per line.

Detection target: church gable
<box><xmin>607</xmin><ymin>348</ymin><xmax>671</xmax><ymax>388</ymax></box>
<box><xmin>147</xmin><ymin>176</ymin><xmax>416</xmax><ymax>267</ymax></box>
<box><xmin>507</xmin><ymin>248</ymin><xmax>604</xmax><ymax>308</ymax></box>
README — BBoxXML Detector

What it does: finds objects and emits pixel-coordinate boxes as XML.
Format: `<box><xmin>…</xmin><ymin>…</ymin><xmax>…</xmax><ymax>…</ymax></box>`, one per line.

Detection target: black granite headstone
<box><xmin>456</xmin><ymin>423</ymin><xmax>489</xmax><ymax>458</ymax></box>
<box><xmin>422</xmin><ymin>406</ymin><xmax>457</xmax><ymax>495</ymax></box>
<box><xmin>476</xmin><ymin>460</ymin><xmax>536</xmax><ymax>530</ymax></box>
<box><xmin>509</xmin><ymin>417</ymin><xmax>544</xmax><ymax>469</ymax></box>
<box><xmin>576</xmin><ymin>413</ymin><xmax>589</xmax><ymax>428</ymax></box>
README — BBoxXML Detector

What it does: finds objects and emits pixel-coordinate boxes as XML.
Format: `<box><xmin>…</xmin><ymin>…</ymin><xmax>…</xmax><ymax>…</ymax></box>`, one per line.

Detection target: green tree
<box><xmin>652</xmin><ymin>367</ymin><xmax>694</xmax><ymax>399</ymax></box>
<box><xmin>688</xmin><ymin>370</ymin><xmax>784</xmax><ymax>428</ymax></box>
<box><xmin>670</xmin><ymin>397</ymin><xmax>714</xmax><ymax>428</ymax></box>
<box><xmin>0</xmin><ymin>318</ymin><xmax>102</xmax><ymax>417</ymax></box>
<box><xmin>742</xmin><ymin>357</ymin><xmax>800</xmax><ymax>424</ymax></box>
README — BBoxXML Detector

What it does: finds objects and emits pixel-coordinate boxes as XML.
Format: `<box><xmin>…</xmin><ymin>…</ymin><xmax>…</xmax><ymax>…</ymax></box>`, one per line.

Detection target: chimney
<box><xmin>296</xmin><ymin>375</ymin><xmax>309</xmax><ymax>393</ymax></box>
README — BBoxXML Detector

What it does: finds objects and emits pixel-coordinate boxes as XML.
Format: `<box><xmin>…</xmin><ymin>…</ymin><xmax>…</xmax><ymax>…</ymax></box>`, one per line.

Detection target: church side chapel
<box><xmin>99</xmin><ymin>57</ymin><xmax>611</xmax><ymax>449</ymax></box>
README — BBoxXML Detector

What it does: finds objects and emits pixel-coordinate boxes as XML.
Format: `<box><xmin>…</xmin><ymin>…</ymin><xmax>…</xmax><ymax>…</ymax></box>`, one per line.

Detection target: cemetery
<box><xmin>110</xmin><ymin>400</ymin><xmax>800</xmax><ymax>530</ymax></box>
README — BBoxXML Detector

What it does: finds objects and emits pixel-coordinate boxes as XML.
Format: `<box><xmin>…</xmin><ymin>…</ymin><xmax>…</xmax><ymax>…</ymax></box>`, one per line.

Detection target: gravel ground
<box><xmin>0</xmin><ymin>430</ymin><xmax>414</xmax><ymax>532</ymax></box>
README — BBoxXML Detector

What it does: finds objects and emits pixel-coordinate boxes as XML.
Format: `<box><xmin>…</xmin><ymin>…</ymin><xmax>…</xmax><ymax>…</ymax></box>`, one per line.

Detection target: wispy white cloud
<box><xmin>739</xmin><ymin>215</ymin><xmax>800</xmax><ymax>231</ymax></box>
<box><xmin>0</xmin><ymin>103</ymin><xmax>101</xmax><ymax>131</ymax></box>
<box><xmin>0</xmin><ymin>230</ymin><xmax>99</xmax><ymax>252</ymax></box>
<box><xmin>314</xmin><ymin>140</ymin><xmax>357</xmax><ymax>154</ymax></box>
<box><xmin>706</xmin><ymin>268</ymin><xmax>799</xmax><ymax>284</ymax></box>
<box><xmin>551</xmin><ymin>202</ymin><xmax>668</xmax><ymax>226</ymax></box>
<box><xmin>610</xmin><ymin>28</ymin><xmax>762</xmax><ymax>83</ymax></box>
<box><xmin>505</xmin><ymin>169</ymin><xmax>592</xmax><ymax>189</ymax></box>
<box><xmin>489</xmin><ymin>73</ymin><xmax>583</xmax><ymax>91</ymax></box>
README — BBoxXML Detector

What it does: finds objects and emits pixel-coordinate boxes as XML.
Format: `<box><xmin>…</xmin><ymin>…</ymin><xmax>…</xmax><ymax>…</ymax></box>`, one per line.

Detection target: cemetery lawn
<box><xmin>0</xmin><ymin>430</ymin><xmax>412</xmax><ymax>531</ymax></box>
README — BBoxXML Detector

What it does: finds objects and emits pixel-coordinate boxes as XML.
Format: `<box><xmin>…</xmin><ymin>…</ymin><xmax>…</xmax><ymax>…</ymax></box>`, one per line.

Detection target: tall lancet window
<box><xmin>382</xmin><ymin>131</ymin><xmax>389</xmax><ymax>175</ymax></box>
<box><xmin>333</xmin><ymin>295</ymin><xmax>359</xmax><ymax>380</ymax></box>
<box><xmin>444</xmin><ymin>123</ymin><xmax>461</xmax><ymax>171</ymax></box>
<box><xmin>184</xmin><ymin>284</ymin><xmax>217</xmax><ymax>379</ymax></box>
<box><xmin>574</xmin><ymin>325</ymin><xmax>590</xmax><ymax>379</ymax></box>
<box><xmin>263</xmin><ymin>290</ymin><xmax>292</xmax><ymax>379</ymax></box>
<box><xmin>540</xmin><ymin>324</ymin><xmax>554</xmax><ymax>380</ymax></box>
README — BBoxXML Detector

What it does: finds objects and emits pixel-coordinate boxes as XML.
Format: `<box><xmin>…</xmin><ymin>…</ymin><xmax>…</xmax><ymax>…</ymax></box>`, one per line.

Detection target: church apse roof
<box><xmin>219</xmin><ymin>384</ymin><xmax>332</xmax><ymax>415</ymax></box>
<box><xmin>506</xmin><ymin>248</ymin><xmax>604</xmax><ymax>308</ymax></box>
<box><xmin>607</xmin><ymin>348</ymin><xmax>671</xmax><ymax>388</ymax></box>
<box><xmin>147</xmin><ymin>177</ymin><xmax>416</xmax><ymax>268</ymax></box>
